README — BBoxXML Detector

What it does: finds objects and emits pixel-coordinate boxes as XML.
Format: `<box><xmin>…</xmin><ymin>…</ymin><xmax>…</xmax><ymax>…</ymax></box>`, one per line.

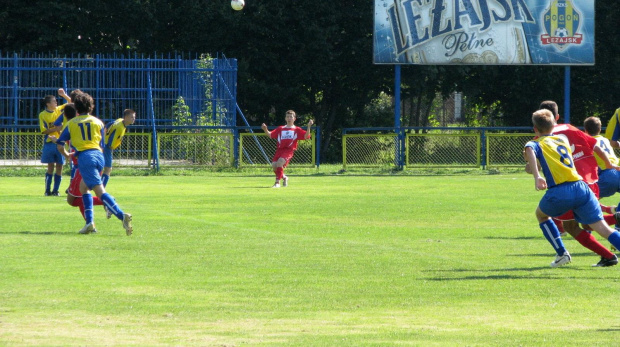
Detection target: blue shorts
<box><xmin>103</xmin><ymin>146</ymin><xmax>113</xmax><ymax>168</ymax></box>
<box><xmin>539</xmin><ymin>180</ymin><xmax>603</xmax><ymax>225</ymax></box>
<box><xmin>597</xmin><ymin>169</ymin><xmax>620</xmax><ymax>198</ymax></box>
<box><xmin>77</xmin><ymin>150</ymin><xmax>104</xmax><ymax>189</ymax></box>
<box><xmin>41</xmin><ymin>142</ymin><xmax>65</xmax><ymax>164</ymax></box>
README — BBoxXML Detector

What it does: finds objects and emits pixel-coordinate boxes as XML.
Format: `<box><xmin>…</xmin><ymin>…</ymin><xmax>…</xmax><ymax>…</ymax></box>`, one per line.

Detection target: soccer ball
<box><xmin>554</xmin><ymin>28</ymin><xmax>569</xmax><ymax>38</ymax></box>
<box><xmin>231</xmin><ymin>0</ymin><xmax>245</xmax><ymax>11</ymax></box>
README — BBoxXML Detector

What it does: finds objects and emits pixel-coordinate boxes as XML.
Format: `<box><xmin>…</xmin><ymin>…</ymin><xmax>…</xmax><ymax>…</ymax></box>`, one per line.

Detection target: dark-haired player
<box><xmin>56</xmin><ymin>93</ymin><xmax>133</xmax><ymax>235</ymax></box>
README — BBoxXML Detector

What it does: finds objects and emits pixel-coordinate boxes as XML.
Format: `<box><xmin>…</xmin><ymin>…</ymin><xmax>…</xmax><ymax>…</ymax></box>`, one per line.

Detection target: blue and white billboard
<box><xmin>374</xmin><ymin>0</ymin><xmax>595</xmax><ymax>65</ymax></box>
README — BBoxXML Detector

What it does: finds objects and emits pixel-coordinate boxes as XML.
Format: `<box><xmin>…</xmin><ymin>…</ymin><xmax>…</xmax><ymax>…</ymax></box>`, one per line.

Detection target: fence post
<box><xmin>12</xmin><ymin>53</ymin><xmax>19</xmax><ymax>131</ymax></box>
<box><xmin>480</xmin><ymin>129</ymin><xmax>486</xmax><ymax>169</ymax></box>
<box><xmin>146</xmin><ymin>60</ymin><xmax>159</xmax><ymax>171</ymax></box>
<box><xmin>315</xmin><ymin>125</ymin><xmax>321</xmax><ymax>168</ymax></box>
<box><xmin>95</xmin><ymin>54</ymin><xmax>100</xmax><ymax>117</ymax></box>
<box><xmin>233</xmin><ymin>127</ymin><xmax>240</xmax><ymax>168</ymax></box>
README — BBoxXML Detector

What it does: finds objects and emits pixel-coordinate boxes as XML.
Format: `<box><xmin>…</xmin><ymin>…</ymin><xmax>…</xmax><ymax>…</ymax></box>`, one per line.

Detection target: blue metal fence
<box><xmin>0</xmin><ymin>52</ymin><xmax>238</xmax><ymax>128</ymax></box>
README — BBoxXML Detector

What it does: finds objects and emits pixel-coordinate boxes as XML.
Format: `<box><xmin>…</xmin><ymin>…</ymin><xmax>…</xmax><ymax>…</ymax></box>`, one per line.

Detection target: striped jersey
<box><xmin>39</xmin><ymin>105</ymin><xmax>65</xmax><ymax>143</ymax></box>
<box><xmin>604</xmin><ymin>108</ymin><xmax>620</xmax><ymax>142</ymax></box>
<box><xmin>551</xmin><ymin>123</ymin><xmax>598</xmax><ymax>184</ymax></box>
<box><xmin>525</xmin><ymin>135</ymin><xmax>581</xmax><ymax>187</ymax></box>
<box><xmin>593</xmin><ymin>134</ymin><xmax>619</xmax><ymax>169</ymax></box>
<box><xmin>104</xmin><ymin>118</ymin><xmax>128</xmax><ymax>150</ymax></box>
<box><xmin>56</xmin><ymin>115</ymin><xmax>105</xmax><ymax>153</ymax></box>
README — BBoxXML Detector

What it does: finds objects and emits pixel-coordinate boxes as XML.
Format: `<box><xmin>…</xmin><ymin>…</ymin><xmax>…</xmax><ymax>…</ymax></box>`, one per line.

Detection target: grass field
<box><xmin>1</xmin><ymin>173</ymin><xmax>620</xmax><ymax>346</ymax></box>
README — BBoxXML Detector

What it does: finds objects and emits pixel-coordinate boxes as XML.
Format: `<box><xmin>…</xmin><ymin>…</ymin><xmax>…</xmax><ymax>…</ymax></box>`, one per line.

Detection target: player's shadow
<box><xmin>1</xmin><ymin>231</ymin><xmax>107</xmax><ymax>236</ymax></box>
<box><xmin>231</xmin><ymin>186</ymin><xmax>284</xmax><ymax>189</ymax></box>
<box><xmin>509</xmin><ymin>252</ymin><xmax>595</xmax><ymax>257</ymax></box>
<box><xmin>422</xmin><ymin>263</ymin><xmax>606</xmax><ymax>281</ymax></box>
<box><xmin>484</xmin><ymin>236</ymin><xmax>540</xmax><ymax>240</ymax></box>
<box><xmin>597</xmin><ymin>327</ymin><xmax>620</xmax><ymax>332</ymax></box>
<box><xmin>4</xmin><ymin>231</ymin><xmax>69</xmax><ymax>236</ymax></box>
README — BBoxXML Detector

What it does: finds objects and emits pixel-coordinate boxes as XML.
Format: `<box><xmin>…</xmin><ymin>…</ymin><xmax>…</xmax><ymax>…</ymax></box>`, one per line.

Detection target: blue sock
<box><xmin>45</xmin><ymin>173</ymin><xmax>52</xmax><ymax>193</ymax></box>
<box><xmin>83</xmin><ymin>193</ymin><xmax>94</xmax><ymax>224</ymax></box>
<box><xmin>608</xmin><ymin>231</ymin><xmax>620</xmax><ymax>251</ymax></box>
<box><xmin>52</xmin><ymin>174</ymin><xmax>62</xmax><ymax>193</ymax></box>
<box><xmin>540</xmin><ymin>219</ymin><xmax>567</xmax><ymax>256</ymax></box>
<box><xmin>101</xmin><ymin>192</ymin><xmax>124</xmax><ymax>220</ymax></box>
<box><xmin>102</xmin><ymin>174</ymin><xmax>110</xmax><ymax>187</ymax></box>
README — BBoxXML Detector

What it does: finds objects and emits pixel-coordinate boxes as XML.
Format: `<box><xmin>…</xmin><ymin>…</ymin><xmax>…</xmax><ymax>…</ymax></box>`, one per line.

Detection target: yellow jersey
<box><xmin>525</xmin><ymin>135</ymin><xmax>581</xmax><ymax>187</ymax></box>
<box><xmin>39</xmin><ymin>105</ymin><xmax>67</xmax><ymax>143</ymax></box>
<box><xmin>104</xmin><ymin>118</ymin><xmax>127</xmax><ymax>150</ymax></box>
<box><xmin>60</xmin><ymin>115</ymin><xmax>105</xmax><ymax>152</ymax></box>
<box><xmin>604</xmin><ymin>108</ymin><xmax>620</xmax><ymax>142</ymax></box>
<box><xmin>593</xmin><ymin>135</ymin><xmax>619</xmax><ymax>169</ymax></box>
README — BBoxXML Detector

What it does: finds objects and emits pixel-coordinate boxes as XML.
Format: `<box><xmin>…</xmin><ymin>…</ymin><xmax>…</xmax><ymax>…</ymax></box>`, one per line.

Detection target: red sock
<box><xmin>275</xmin><ymin>167</ymin><xmax>284</xmax><ymax>180</ymax></box>
<box><xmin>575</xmin><ymin>230</ymin><xmax>615</xmax><ymax>259</ymax></box>
<box><xmin>71</xmin><ymin>197</ymin><xmax>87</xmax><ymax>221</ymax></box>
<box><xmin>603</xmin><ymin>214</ymin><xmax>617</xmax><ymax>227</ymax></box>
<box><xmin>601</xmin><ymin>205</ymin><xmax>613</xmax><ymax>214</ymax></box>
<box><xmin>93</xmin><ymin>196</ymin><xmax>103</xmax><ymax>206</ymax></box>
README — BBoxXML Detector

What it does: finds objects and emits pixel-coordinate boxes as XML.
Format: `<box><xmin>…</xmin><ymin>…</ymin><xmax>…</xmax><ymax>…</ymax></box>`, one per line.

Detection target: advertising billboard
<box><xmin>373</xmin><ymin>0</ymin><xmax>595</xmax><ymax>65</ymax></box>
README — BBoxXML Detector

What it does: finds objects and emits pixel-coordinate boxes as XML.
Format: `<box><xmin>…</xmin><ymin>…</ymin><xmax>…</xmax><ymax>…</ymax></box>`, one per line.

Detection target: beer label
<box><xmin>373</xmin><ymin>0</ymin><xmax>594</xmax><ymax>65</ymax></box>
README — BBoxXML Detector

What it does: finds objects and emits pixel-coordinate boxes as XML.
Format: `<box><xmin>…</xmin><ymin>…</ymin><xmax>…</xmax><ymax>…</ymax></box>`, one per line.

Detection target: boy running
<box><xmin>102</xmin><ymin>109</ymin><xmax>136</xmax><ymax>187</ymax></box>
<box><xmin>524</xmin><ymin>109</ymin><xmax>620</xmax><ymax>267</ymax></box>
<box><xmin>55</xmin><ymin>93</ymin><xmax>133</xmax><ymax>235</ymax></box>
<box><xmin>261</xmin><ymin>110</ymin><xmax>313</xmax><ymax>188</ymax></box>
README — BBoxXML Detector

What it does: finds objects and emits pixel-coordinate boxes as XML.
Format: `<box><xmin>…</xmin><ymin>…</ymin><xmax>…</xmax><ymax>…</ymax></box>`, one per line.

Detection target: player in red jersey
<box><xmin>538</xmin><ymin>100</ymin><xmax>619</xmax><ymax>266</ymax></box>
<box><xmin>261</xmin><ymin>110</ymin><xmax>313</xmax><ymax>188</ymax></box>
<box><xmin>66</xmin><ymin>156</ymin><xmax>106</xmax><ymax>223</ymax></box>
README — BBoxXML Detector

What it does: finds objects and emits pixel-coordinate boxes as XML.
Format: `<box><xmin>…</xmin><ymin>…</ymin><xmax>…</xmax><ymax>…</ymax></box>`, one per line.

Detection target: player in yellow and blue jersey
<box><xmin>50</xmin><ymin>89</ymin><xmax>85</xmax><ymax>181</ymax></box>
<box><xmin>39</xmin><ymin>91</ymin><xmax>71</xmax><ymax>196</ymax></box>
<box><xmin>603</xmin><ymin>108</ymin><xmax>620</xmax><ymax>148</ymax></box>
<box><xmin>585</xmin><ymin>116</ymin><xmax>620</xmax><ymax>200</ymax></box>
<box><xmin>56</xmin><ymin>93</ymin><xmax>133</xmax><ymax>236</ymax></box>
<box><xmin>525</xmin><ymin>109</ymin><xmax>620</xmax><ymax>267</ymax></box>
<box><xmin>102</xmin><ymin>109</ymin><xmax>136</xmax><ymax>187</ymax></box>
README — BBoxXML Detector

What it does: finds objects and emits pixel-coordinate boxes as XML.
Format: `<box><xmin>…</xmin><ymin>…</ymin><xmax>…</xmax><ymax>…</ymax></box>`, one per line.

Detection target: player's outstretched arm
<box><xmin>305</xmin><ymin>119</ymin><xmax>313</xmax><ymax>139</ymax></box>
<box><xmin>593</xmin><ymin>145</ymin><xmax>620</xmax><ymax>171</ymax></box>
<box><xmin>58</xmin><ymin>88</ymin><xmax>71</xmax><ymax>103</ymax></box>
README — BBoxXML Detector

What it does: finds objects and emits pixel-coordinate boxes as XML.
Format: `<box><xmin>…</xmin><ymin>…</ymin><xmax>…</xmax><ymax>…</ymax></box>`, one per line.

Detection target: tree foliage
<box><xmin>0</xmin><ymin>0</ymin><xmax>618</xmax><ymax>159</ymax></box>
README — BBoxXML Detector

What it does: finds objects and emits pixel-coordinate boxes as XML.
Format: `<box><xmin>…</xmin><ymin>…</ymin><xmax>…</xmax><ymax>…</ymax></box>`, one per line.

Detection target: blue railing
<box><xmin>0</xmin><ymin>52</ymin><xmax>237</xmax><ymax>128</ymax></box>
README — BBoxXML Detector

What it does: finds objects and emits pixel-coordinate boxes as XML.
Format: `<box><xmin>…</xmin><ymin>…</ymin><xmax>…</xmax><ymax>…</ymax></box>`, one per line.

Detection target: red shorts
<box><xmin>68</xmin><ymin>170</ymin><xmax>83</xmax><ymax>198</ymax></box>
<box><xmin>272</xmin><ymin>149</ymin><xmax>295</xmax><ymax>168</ymax></box>
<box><xmin>555</xmin><ymin>182</ymin><xmax>600</xmax><ymax>221</ymax></box>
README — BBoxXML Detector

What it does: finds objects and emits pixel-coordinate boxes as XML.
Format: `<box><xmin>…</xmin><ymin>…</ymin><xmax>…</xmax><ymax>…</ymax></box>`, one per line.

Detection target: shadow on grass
<box><xmin>230</xmin><ymin>186</ymin><xmax>276</xmax><ymax>189</ymax></box>
<box><xmin>12</xmin><ymin>231</ymin><xmax>68</xmax><ymax>235</ymax></box>
<box><xmin>422</xmin><ymin>261</ymin><xmax>615</xmax><ymax>281</ymax></box>
<box><xmin>484</xmin><ymin>236</ymin><xmax>540</xmax><ymax>240</ymax></box>
<box><xmin>1</xmin><ymin>231</ymin><xmax>118</xmax><ymax>237</ymax></box>
<box><xmin>597</xmin><ymin>327</ymin><xmax>620</xmax><ymax>332</ymax></box>
<box><xmin>508</xmin><ymin>252</ymin><xmax>595</xmax><ymax>257</ymax></box>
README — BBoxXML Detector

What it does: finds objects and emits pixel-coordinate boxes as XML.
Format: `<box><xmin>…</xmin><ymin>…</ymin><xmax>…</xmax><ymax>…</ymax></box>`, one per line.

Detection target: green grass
<box><xmin>1</xmin><ymin>174</ymin><xmax>620</xmax><ymax>346</ymax></box>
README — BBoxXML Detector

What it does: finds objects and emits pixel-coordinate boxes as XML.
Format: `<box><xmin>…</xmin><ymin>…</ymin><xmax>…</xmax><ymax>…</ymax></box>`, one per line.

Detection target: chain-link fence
<box><xmin>0</xmin><ymin>132</ymin><xmax>45</xmax><ymax>165</ymax></box>
<box><xmin>8</xmin><ymin>128</ymin><xmax>620</xmax><ymax>170</ymax></box>
<box><xmin>158</xmin><ymin>132</ymin><xmax>234</xmax><ymax>167</ymax></box>
<box><xmin>485</xmin><ymin>133</ymin><xmax>536</xmax><ymax>167</ymax></box>
<box><xmin>239</xmin><ymin>132</ymin><xmax>315</xmax><ymax>167</ymax></box>
<box><xmin>406</xmin><ymin>133</ymin><xmax>481</xmax><ymax>167</ymax></box>
<box><xmin>342</xmin><ymin>134</ymin><xmax>397</xmax><ymax>168</ymax></box>
<box><xmin>110</xmin><ymin>133</ymin><xmax>152</xmax><ymax>168</ymax></box>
